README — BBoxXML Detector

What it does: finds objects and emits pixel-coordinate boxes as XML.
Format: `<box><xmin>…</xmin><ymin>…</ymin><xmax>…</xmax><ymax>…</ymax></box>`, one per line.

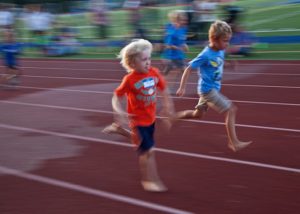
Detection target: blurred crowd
<box><xmin>0</xmin><ymin>0</ymin><xmax>255</xmax><ymax>58</ymax></box>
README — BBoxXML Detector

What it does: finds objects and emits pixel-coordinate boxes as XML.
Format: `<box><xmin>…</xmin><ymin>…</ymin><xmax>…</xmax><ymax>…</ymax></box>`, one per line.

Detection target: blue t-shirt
<box><xmin>1</xmin><ymin>42</ymin><xmax>21</xmax><ymax>66</ymax></box>
<box><xmin>189</xmin><ymin>46</ymin><xmax>225</xmax><ymax>94</ymax></box>
<box><xmin>162</xmin><ymin>23</ymin><xmax>187</xmax><ymax>60</ymax></box>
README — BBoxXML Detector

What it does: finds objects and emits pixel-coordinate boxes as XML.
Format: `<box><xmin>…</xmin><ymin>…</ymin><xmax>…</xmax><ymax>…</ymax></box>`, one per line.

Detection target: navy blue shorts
<box><xmin>136</xmin><ymin>123</ymin><xmax>155</xmax><ymax>153</ymax></box>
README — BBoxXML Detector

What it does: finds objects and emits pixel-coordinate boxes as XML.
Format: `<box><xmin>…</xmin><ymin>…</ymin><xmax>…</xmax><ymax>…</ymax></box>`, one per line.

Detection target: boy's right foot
<box><xmin>141</xmin><ymin>181</ymin><xmax>168</xmax><ymax>192</ymax></box>
<box><xmin>102</xmin><ymin>123</ymin><xmax>131</xmax><ymax>138</ymax></box>
<box><xmin>228</xmin><ymin>141</ymin><xmax>252</xmax><ymax>152</ymax></box>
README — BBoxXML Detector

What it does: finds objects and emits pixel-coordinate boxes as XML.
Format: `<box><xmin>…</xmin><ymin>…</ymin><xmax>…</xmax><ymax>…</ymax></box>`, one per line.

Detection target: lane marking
<box><xmin>4</xmin><ymin>65</ymin><xmax>300</xmax><ymax>76</ymax></box>
<box><xmin>9</xmin><ymin>74</ymin><xmax>300</xmax><ymax>89</ymax></box>
<box><xmin>0</xmin><ymin>123</ymin><xmax>299</xmax><ymax>173</ymax></box>
<box><xmin>15</xmin><ymin>59</ymin><xmax>300</xmax><ymax>66</ymax></box>
<box><xmin>1</xmin><ymin>100</ymin><xmax>299</xmax><ymax>132</ymax></box>
<box><xmin>0</xmin><ymin>166</ymin><xmax>192</xmax><ymax>214</ymax></box>
<box><xmin>1</xmin><ymin>86</ymin><xmax>299</xmax><ymax>107</ymax></box>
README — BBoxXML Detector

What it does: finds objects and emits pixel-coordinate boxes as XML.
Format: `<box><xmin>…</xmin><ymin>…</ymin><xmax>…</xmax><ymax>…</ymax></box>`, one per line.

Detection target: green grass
<box><xmin>11</xmin><ymin>2</ymin><xmax>300</xmax><ymax>60</ymax></box>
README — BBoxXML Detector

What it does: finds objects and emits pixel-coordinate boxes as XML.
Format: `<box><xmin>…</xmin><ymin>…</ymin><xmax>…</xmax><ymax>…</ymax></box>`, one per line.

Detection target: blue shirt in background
<box><xmin>162</xmin><ymin>23</ymin><xmax>187</xmax><ymax>60</ymax></box>
<box><xmin>189</xmin><ymin>46</ymin><xmax>225</xmax><ymax>94</ymax></box>
<box><xmin>1</xmin><ymin>42</ymin><xmax>21</xmax><ymax>67</ymax></box>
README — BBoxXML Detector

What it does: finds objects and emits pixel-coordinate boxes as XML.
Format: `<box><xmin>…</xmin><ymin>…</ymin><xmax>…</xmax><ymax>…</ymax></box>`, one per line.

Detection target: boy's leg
<box><xmin>175</xmin><ymin>108</ymin><xmax>204</xmax><ymax>120</ymax></box>
<box><xmin>204</xmin><ymin>89</ymin><xmax>252</xmax><ymax>152</ymax></box>
<box><xmin>136</xmin><ymin>124</ymin><xmax>167</xmax><ymax>192</ymax></box>
<box><xmin>225</xmin><ymin>105</ymin><xmax>252</xmax><ymax>152</ymax></box>
<box><xmin>172</xmin><ymin>97</ymin><xmax>207</xmax><ymax>122</ymax></box>
<box><xmin>139</xmin><ymin>150</ymin><xmax>167</xmax><ymax>192</ymax></box>
<box><xmin>8</xmin><ymin>68</ymin><xmax>22</xmax><ymax>85</ymax></box>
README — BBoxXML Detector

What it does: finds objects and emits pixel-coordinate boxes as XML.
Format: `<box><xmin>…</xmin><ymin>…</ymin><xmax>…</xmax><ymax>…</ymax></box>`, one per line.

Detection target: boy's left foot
<box><xmin>8</xmin><ymin>76</ymin><xmax>21</xmax><ymax>85</ymax></box>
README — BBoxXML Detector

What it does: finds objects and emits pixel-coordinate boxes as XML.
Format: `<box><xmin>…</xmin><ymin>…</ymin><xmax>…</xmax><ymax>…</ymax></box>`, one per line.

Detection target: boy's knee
<box><xmin>227</xmin><ymin>104</ymin><xmax>237</xmax><ymax>115</ymax></box>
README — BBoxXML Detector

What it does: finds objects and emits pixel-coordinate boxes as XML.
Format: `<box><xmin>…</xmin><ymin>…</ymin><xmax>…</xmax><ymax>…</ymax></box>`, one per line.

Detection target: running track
<box><xmin>0</xmin><ymin>59</ymin><xmax>299</xmax><ymax>214</ymax></box>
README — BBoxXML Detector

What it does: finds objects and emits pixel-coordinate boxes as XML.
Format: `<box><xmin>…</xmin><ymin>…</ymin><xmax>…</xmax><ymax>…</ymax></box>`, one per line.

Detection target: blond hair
<box><xmin>118</xmin><ymin>39</ymin><xmax>152</xmax><ymax>72</ymax></box>
<box><xmin>168</xmin><ymin>10</ymin><xmax>187</xmax><ymax>24</ymax></box>
<box><xmin>208</xmin><ymin>20</ymin><xmax>232</xmax><ymax>43</ymax></box>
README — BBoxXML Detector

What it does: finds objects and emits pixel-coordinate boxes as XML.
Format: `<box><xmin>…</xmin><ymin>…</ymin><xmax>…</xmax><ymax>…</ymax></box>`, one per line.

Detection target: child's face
<box><xmin>177</xmin><ymin>16</ymin><xmax>187</xmax><ymax>27</ymax></box>
<box><xmin>133</xmin><ymin>49</ymin><xmax>151</xmax><ymax>73</ymax></box>
<box><xmin>212</xmin><ymin>34</ymin><xmax>231</xmax><ymax>51</ymax></box>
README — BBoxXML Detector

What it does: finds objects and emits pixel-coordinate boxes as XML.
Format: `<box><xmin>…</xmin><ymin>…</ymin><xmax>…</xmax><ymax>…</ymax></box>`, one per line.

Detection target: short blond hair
<box><xmin>208</xmin><ymin>20</ymin><xmax>232</xmax><ymax>42</ymax></box>
<box><xmin>118</xmin><ymin>39</ymin><xmax>152</xmax><ymax>72</ymax></box>
<box><xmin>168</xmin><ymin>10</ymin><xmax>187</xmax><ymax>24</ymax></box>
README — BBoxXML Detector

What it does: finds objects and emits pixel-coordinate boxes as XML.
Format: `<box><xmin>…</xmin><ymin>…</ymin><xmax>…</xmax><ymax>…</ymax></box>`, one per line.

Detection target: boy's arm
<box><xmin>176</xmin><ymin>65</ymin><xmax>193</xmax><ymax>97</ymax></box>
<box><xmin>112</xmin><ymin>94</ymin><xmax>128</xmax><ymax>125</ymax></box>
<box><xmin>160</xmin><ymin>88</ymin><xmax>174</xmax><ymax>116</ymax></box>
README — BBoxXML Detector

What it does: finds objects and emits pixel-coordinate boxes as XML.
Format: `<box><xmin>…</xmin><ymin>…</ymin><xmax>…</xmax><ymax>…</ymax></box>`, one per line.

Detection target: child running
<box><xmin>175</xmin><ymin>20</ymin><xmax>252</xmax><ymax>152</ymax></box>
<box><xmin>0</xmin><ymin>29</ymin><xmax>22</xmax><ymax>87</ymax></box>
<box><xmin>161</xmin><ymin>10</ymin><xmax>188</xmax><ymax>76</ymax></box>
<box><xmin>103</xmin><ymin>39</ymin><xmax>173</xmax><ymax>192</ymax></box>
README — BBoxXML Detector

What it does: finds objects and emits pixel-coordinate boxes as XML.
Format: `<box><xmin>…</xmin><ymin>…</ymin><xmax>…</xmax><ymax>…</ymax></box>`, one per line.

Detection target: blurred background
<box><xmin>0</xmin><ymin>0</ymin><xmax>300</xmax><ymax>59</ymax></box>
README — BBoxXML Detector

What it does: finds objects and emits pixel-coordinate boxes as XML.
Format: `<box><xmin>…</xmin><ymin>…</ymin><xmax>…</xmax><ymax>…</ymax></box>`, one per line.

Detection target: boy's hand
<box><xmin>176</xmin><ymin>87</ymin><xmax>185</xmax><ymax>97</ymax></box>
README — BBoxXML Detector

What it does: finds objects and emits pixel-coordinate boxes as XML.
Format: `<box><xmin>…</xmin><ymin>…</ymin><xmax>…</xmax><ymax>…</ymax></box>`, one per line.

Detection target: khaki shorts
<box><xmin>195</xmin><ymin>89</ymin><xmax>232</xmax><ymax>113</ymax></box>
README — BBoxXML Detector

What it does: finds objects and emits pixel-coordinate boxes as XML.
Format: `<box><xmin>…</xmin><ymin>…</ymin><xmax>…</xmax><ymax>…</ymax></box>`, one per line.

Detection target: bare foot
<box><xmin>228</xmin><ymin>141</ymin><xmax>252</xmax><ymax>152</ymax></box>
<box><xmin>141</xmin><ymin>181</ymin><xmax>168</xmax><ymax>192</ymax></box>
<box><xmin>102</xmin><ymin>123</ymin><xmax>131</xmax><ymax>138</ymax></box>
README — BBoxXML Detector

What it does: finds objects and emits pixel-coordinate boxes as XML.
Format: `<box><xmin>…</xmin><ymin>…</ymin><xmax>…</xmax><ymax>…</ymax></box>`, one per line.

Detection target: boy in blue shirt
<box><xmin>1</xmin><ymin>30</ymin><xmax>22</xmax><ymax>86</ymax></box>
<box><xmin>175</xmin><ymin>20</ymin><xmax>252</xmax><ymax>152</ymax></box>
<box><xmin>161</xmin><ymin>10</ymin><xmax>188</xmax><ymax>76</ymax></box>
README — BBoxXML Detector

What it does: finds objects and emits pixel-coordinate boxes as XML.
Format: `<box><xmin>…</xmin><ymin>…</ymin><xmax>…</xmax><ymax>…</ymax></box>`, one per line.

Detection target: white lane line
<box><xmin>0</xmin><ymin>123</ymin><xmax>299</xmax><ymax>174</ymax></box>
<box><xmin>1</xmin><ymin>100</ymin><xmax>299</xmax><ymax>133</ymax></box>
<box><xmin>0</xmin><ymin>166</ymin><xmax>193</xmax><ymax>214</ymax></box>
<box><xmin>16</xmin><ymin>59</ymin><xmax>300</xmax><ymax>66</ymax></box>
<box><xmin>3</xmin><ymin>65</ymin><xmax>300</xmax><ymax>76</ymax></box>
<box><xmin>222</xmin><ymin>83</ymin><xmax>300</xmax><ymax>89</ymax></box>
<box><xmin>11</xmin><ymin>74</ymin><xmax>300</xmax><ymax>89</ymax></box>
<box><xmin>1</xmin><ymin>85</ymin><xmax>299</xmax><ymax>107</ymax></box>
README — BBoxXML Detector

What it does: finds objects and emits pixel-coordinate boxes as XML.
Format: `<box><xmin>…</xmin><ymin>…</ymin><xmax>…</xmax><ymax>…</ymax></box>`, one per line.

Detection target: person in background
<box><xmin>102</xmin><ymin>39</ymin><xmax>174</xmax><ymax>192</ymax></box>
<box><xmin>23</xmin><ymin>4</ymin><xmax>54</xmax><ymax>55</ymax></box>
<box><xmin>90</xmin><ymin>0</ymin><xmax>109</xmax><ymax>40</ymax></box>
<box><xmin>0</xmin><ymin>3</ymin><xmax>14</xmax><ymax>31</ymax></box>
<box><xmin>161</xmin><ymin>10</ymin><xmax>189</xmax><ymax>76</ymax></box>
<box><xmin>124</xmin><ymin>0</ymin><xmax>147</xmax><ymax>39</ymax></box>
<box><xmin>192</xmin><ymin>0</ymin><xmax>218</xmax><ymax>41</ymax></box>
<box><xmin>0</xmin><ymin>30</ymin><xmax>22</xmax><ymax>87</ymax></box>
<box><xmin>175</xmin><ymin>20</ymin><xmax>252</xmax><ymax>152</ymax></box>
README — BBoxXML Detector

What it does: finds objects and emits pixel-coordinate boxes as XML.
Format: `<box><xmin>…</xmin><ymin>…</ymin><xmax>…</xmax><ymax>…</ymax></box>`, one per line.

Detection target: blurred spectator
<box><xmin>23</xmin><ymin>4</ymin><xmax>54</xmax><ymax>55</ymax></box>
<box><xmin>191</xmin><ymin>0</ymin><xmax>218</xmax><ymax>41</ymax></box>
<box><xmin>223</xmin><ymin>5</ymin><xmax>255</xmax><ymax>57</ymax></box>
<box><xmin>161</xmin><ymin>10</ymin><xmax>188</xmax><ymax>76</ymax></box>
<box><xmin>90</xmin><ymin>0</ymin><xmax>110</xmax><ymax>40</ymax></box>
<box><xmin>0</xmin><ymin>3</ymin><xmax>14</xmax><ymax>31</ymax></box>
<box><xmin>227</xmin><ymin>25</ymin><xmax>255</xmax><ymax>57</ymax></box>
<box><xmin>124</xmin><ymin>0</ymin><xmax>147</xmax><ymax>39</ymax></box>
<box><xmin>223</xmin><ymin>4</ymin><xmax>244</xmax><ymax>32</ymax></box>
<box><xmin>46</xmin><ymin>27</ymin><xmax>80</xmax><ymax>57</ymax></box>
<box><xmin>0</xmin><ymin>29</ymin><xmax>22</xmax><ymax>87</ymax></box>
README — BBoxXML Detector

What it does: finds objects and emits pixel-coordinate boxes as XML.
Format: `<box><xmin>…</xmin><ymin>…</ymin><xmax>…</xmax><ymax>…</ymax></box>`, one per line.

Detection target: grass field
<box><xmin>12</xmin><ymin>0</ymin><xmax>300</xmax><ymax>60</ymax></box>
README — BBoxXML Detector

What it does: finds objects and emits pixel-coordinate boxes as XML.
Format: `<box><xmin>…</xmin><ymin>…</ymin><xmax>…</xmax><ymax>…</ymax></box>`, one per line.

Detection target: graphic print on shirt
<box><xmin>210</xmin><ymin>57</ymin><xmax>223</xmax><ymax>81</ymax></box>
<box><xmin>134</xmin><ymin>77</ymin><xmax>158</xmax><ymax>106</ymax></box>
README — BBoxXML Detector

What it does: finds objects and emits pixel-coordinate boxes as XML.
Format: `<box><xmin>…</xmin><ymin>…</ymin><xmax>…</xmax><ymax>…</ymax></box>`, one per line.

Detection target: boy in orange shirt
<box><xmin>103</xmin><ymin>39</ymin><xmax>173</xmax><ymax>192</ymax></box>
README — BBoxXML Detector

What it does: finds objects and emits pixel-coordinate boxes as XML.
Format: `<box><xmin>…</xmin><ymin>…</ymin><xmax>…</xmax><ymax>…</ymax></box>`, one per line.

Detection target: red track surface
<box><xmin>0</xmin><ymin>59</ymin><xmax>299</xmax><ymax>214</ymax></box>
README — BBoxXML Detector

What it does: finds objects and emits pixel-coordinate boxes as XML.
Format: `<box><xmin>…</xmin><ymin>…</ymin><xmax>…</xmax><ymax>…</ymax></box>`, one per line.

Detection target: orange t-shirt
<box><xmin>115</xmin><ymin>67</ymin><xmax>166</xmax><ymax>127</ymax></box>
